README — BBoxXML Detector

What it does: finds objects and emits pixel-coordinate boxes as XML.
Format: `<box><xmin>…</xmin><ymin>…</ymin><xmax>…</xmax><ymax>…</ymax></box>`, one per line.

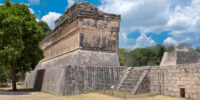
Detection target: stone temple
<box><xmin>39</xmin><ymin>2</ymin><xmax>121</xmax><ymax>68</ymax></box>
<box><xmin>25</xmin><ymin>2</ymin><xmax>200</xmax><ymax>100</ymax></box>
<box><xmin>25</xmin><ymin>2</ymin><xmax>123</xmax><ymax>95</ymax></box>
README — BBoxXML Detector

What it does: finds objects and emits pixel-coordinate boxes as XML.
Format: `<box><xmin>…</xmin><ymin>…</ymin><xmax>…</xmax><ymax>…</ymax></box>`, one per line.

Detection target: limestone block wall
<box><xmin>160</xmin><ymin>50</ymin><xmax>200</xmax><ymax>66</ymax></box>
<box><xmin>160</xmin><ymin>52</ymin><xmax>177</xmax><ymax>66</ymax></box>
<box><xmin>177</xmin><ymin>52</ymin><xmax>200</xmax><ymax>64</ymax></box>
<box><xmin>24</xmin><ymin>66</ymin><xmax>125</xmax><ymax>95</ymax></box>
<box><xmin>148</xmin><ymin>64</ymin><xmax>200</xmax><ymax>100</ymax></box>
<box><xmin>42</xmin><ymin>67</ymin><xmax>64</xmax><ymax>94</ymax></box>
<box><xmin>25</xmin><ymin>63</ymin><xmax>200</xmax><ymax>99</ymax></box>
<box><xmin>59</xmin><ymin>66</ymin><xmax>124</xmax><ymax>95</ymax></box>
<box><xmin>24</xmin><ymin>71</ymin><xmax>36</xmax><ymax>88</ymax></box>
<box><xmin>34</xmin><ymin>49</ymin><xmax>120</xmax><ymax>70</ymax></box>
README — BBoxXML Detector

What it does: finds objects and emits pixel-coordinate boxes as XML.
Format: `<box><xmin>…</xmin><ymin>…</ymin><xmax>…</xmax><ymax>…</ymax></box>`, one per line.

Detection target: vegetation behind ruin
<box><xmin>119</xmin><ymin>43</ymin><xmax>200</xmax><ymax>67</ymax></box>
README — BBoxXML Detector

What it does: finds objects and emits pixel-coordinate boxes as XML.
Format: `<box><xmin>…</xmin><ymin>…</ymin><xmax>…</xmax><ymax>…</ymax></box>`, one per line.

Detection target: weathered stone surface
<box><xmin>148</xmin><ymin>64</ymin><xmax>200</xmax><ymax>100</ymax></box>
<box><xmin>24</xmin><ymin>2</ymin><xmax>200</xmax><ymax>100</ymax></box>
<box><xmin>38</xmin><ymin>2</ymin><xmax>121</xmax><ymax>66</ymax></box>
<box><xmin>34</xmin><ymin>50</ymin><xmax>120</xmax><ymax>70</ymax></box>
<box><xmin>24</xmin><ymin>1</ymin><xmax>121</xmax><ymax>95</ymax></box>
<box><xmin>160</xmin><ymin>50</ymin><xmax>200</xmax><ymax>66</ymax></box>
<box><xmin>54</xmin><ymin>2</ymin><xmax>120</xmax><ymax>30</ymax></box>
<box><xmin>25</xmin><ymin>66</ymin><xmax>125</xmax><ymax>95</ymax></box>
<box><xmin>118</xmin><ymin>67</ymin><xmax>150</xmax><ymax>94</ymax></box>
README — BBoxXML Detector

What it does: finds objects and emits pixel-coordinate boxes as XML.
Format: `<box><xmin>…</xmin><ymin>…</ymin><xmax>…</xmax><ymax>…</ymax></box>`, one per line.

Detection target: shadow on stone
<box><xmin>34</xmin><ymin>69</ymin><xmax>45</xmax><ymax>91</ymax></box>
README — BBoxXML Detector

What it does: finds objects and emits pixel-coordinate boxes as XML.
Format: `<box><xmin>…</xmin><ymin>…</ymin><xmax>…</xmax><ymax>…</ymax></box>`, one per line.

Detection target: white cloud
<box><xmin>41</xmin><ymin>12</ymin><xmax>62</xmax><ymax>29</ymax></box>
<box><xmin>165</xmin><ymin>0</ymin><xmax>200</xmax><ymax>46</ymax></box>
<box><xmin>164</xmin><ymin>37</ymin><xmax>178</xmax><ymax>45</ymax></box>
<box><xmin>29</xmin><ymin>8</ymin><xmax>34</xmax><ymax>14</ymax></box>
<box><xmin>119</xmin><ymin>32</ymin><xmax>136</xmax><ymax>48</ymax></box>
<box><xmin>67</xmin><ymin>0</ymin><xmax>75</xmax><ymax>8</ymax></box>
<box><xmin>99</xmin><ymin>0</ymin><xmax>169</xmax><ymax>33</ymax></box>
<box><xmin>133</xmin><ymin>33</ymin><xmax>156</xmax><ymax>49</ymax></box>
<box><xmin>28</xmin><ymin>0</ymin><xmax>40</xmax><ymax>5</ymax></box>
<box><xmin>99</xmin><ymin>0</ymin><xmax>200</xmax><ymax>48</ymax></box>
<box><xmin>99</xmin><ymin>0</ymin><xmax>169</xmax><ymax>49</ymax></box>
<box><xmin>0</xmin><ymin>3</ymin><xmax>3</xmax><ymax>6</ymax></box>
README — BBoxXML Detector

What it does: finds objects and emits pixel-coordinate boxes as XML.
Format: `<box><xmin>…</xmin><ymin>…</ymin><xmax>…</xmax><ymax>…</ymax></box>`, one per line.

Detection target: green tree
<box><xmin>118</xmin><ymin>45</ymin><xmax>168</xmax><ymax>67</ymax></box>
<box><xmin>0</xmin><ymin>66</ymin><xmax>9</xmax><ymax>83</ymax></box>
<box><xmin>0</xmin><ymin>0</ymin><xmax>44</xmax><ymax>90</ymax></box>
<box><xmin>118</xmin><ymin>48</ymin><xmax>127</xmax><ymax>66</ymax></box>
<box><xmin>195</xmin><ymin>46</ymin><xmax>200</xmax><ymax>53</ymax></box>
<box><xmin>164</xmin><ymin>44</ymin><xmax>175</xmax><ymax>52</ymax></box>
<box><xmin>150</xmin><ymin>45</ymin><xmax>165</xmax><ymax>65</ymax></box>
<box><xmin>127</xmin><ymin>48</ymin><xmax>157</xmax><ymax>66</ymax></box>
<box><xmin>38</xmin><ymin>21</ymin><xmax>52</xmax><ymax>36</ymax></box>
<box><xmin>177</xmin><ymin>42</ymin><xmax>193</xmax><ymax>50</ymax></box>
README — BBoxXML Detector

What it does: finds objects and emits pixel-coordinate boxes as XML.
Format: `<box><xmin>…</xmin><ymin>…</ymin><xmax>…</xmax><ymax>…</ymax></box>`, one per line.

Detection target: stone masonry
<box><xmin>148</xmin><ymin>64</ymin><xmax>200</xmax><ymax>100</ymax></box>
<box><xmin>114</xmin><ymin>63</ymin><xmax>200</xmax><ymax>100</ymax></box>
<box><xmin>39</xmin><ymin>2</ymin><xmax>121</xmax><ymax>67</ymax></box>
<box><xmin>24</xmin><ymin>2</ymin><xmax>123</xmax><ymax>95</ymax></box>
<box><xmin>160</xmin><ymin>49</ymin><xmax>200</xmax><ymax>66</ymax></box>
<box><xmin>24</xmin><ymin>1</ymin><xmax>200</xmax><ymax>100</ymax></box>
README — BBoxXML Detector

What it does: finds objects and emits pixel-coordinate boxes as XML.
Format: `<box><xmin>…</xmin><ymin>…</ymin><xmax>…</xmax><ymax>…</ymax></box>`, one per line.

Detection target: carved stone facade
<box><xmin>25</xmin><ymin>1</ymin><xmax>122</xmax><ymax>95</ymax></box>
<box><xmin>39</xmin><ymin>2</ymin><xmax>121</xmax><ymax>66</ymax></box>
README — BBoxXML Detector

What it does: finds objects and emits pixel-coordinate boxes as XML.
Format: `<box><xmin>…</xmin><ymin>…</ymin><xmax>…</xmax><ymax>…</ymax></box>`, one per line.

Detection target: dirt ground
<box><xmin>0</xmin><ymin>86</ymin><xmax>186</xmax><ymax>100</ymax></box>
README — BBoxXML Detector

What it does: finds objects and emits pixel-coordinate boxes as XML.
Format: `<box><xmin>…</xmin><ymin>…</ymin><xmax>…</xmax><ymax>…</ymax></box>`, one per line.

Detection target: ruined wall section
<box><xmin>177</xmin><ymin>52</ymin><xmax>200</xmax><ymax>65</ymax></box>
<box><xmin>160</xmin><ymin>50</ymin><xmax>200</xmax><ymax>66</ymax></box>
<box><xmin>148</xmin><ymin>64</ymin><xmax>200</xmax><ymax>100</ymax></box>
<box><xmin>160</xmin><ymin>51</ymin><xmax>177</xmax><ymax>66</ymax></box>
<box><xmin>24</xmin><ymin>66</ymin><xmax>125</xmax><ymax>95</ymax></box>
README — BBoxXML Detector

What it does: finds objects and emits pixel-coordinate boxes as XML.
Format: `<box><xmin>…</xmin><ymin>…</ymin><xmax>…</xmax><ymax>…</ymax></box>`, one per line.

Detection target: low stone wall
<box><xmin>24</xmin><ymin>66</ymin><xmax>125</xmax><ymax>95</ymax></box>
<box><xmin>25</xmin><ymin>63</ymin><xmax>200</xmax><ymax>99</ymax></box>
<box><xmin>148</xmin><ymin>64</ymin><xmax>200</xmax><ymax>100</ymax></box>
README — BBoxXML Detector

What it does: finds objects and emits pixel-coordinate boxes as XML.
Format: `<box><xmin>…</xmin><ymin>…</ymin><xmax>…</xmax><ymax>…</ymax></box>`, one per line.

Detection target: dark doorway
<box><xmin>180</xmin><ymin>88</ymin><xmax>185</xmax><ymax>98</ymax></box>
<box><xmin>34</xmin><ymin>69</ymin><xmax>45</xmax><ymax>91</ymax></box>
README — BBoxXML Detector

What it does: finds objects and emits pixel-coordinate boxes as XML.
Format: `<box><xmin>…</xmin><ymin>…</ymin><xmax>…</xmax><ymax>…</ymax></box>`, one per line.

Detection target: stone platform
<box><xmin>25</xmin><ymin>1</ymin><xmax>121</xmax><ymax>95</ymax></box>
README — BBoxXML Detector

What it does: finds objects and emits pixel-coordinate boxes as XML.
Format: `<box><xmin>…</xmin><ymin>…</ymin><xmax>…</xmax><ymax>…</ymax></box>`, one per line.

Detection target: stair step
<box><xmin>118</xmin><ymin>67</ymin><xmax>151</xmax><ymax>94</ymax></box>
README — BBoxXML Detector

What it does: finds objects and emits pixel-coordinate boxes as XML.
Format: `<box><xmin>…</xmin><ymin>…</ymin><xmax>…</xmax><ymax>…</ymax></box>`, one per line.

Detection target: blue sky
<box><xmin>1</xmin><ymin>0</ymin><xmax>200</xmax><ymax>49</ymax></box>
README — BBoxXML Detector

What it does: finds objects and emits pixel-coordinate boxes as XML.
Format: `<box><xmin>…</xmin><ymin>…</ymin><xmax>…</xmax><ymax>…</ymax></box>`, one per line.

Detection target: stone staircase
<box><xmin>117</xmin><ymin>66</ymin><xmax>150</xmax><ymax>94</ymax></box>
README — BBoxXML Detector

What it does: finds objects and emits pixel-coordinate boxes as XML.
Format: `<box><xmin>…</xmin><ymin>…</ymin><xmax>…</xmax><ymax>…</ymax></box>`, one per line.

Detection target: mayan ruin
<box><xmin>1</xmin><ymin>0</ymin><xmax>200</xmax><ymax>100</ymax></box>
<box><xmin>22</xmin><ymin>2</ymin><xmax>200</xmax><ymax>100</ymax></box>
<box><xmin>24</xmin><ymin>2</ymin><xmax>123</xmax><ymax>95</ymax></box>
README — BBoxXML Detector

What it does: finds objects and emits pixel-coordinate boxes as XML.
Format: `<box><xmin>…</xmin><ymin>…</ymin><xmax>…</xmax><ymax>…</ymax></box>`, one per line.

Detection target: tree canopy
<box><xmin>0</xmin><ymin>0</ymin><xmax>46</xmax><ymax>90</ymax></box>
<box><xmin>38</xmin><ymin>21</ymin><xmax>52</xmax><ymax>36</ymax></box>
<box><xmin>119</xmin><ymin>44</ymin><xmax>173</xmax><ymax>67</ymax></box>
<box><xmin>119</xmin><ymin>43</ymin><xmax>200</xmax><ymax>67</ymax></box>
